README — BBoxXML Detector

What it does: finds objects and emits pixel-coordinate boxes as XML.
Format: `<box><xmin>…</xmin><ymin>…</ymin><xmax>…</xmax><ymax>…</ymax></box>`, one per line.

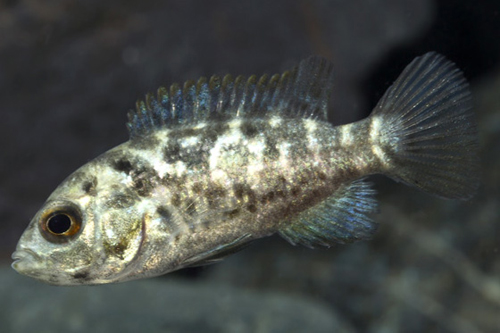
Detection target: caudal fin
<box><xmin>372</xmin><ymin>52</ymin><xmax>479</xmax><ymax>199</ymax></box>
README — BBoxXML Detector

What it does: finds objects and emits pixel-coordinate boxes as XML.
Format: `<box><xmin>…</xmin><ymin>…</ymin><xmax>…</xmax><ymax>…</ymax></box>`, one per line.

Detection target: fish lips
<box><xmin>11</xmin><ymin>248</ymin><xmax>43</xmax><ymax>275</ymax></box>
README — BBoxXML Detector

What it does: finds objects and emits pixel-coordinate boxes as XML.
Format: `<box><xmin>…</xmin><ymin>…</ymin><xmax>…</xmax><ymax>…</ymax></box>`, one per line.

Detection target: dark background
<box><xmin>1</xmin><ymin>1</ymin><xmax>499</xmax><ymax>332</ymax></box>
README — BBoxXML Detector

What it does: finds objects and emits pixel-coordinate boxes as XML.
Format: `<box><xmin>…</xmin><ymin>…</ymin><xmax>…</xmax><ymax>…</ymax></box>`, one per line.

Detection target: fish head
<box><xmin>12</xmin><ymin>163</ymin><xmax>145</xmax><ymax>285</ymax></box>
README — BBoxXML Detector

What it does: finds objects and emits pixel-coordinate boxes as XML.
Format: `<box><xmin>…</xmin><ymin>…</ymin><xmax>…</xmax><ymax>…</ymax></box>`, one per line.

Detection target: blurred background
<box><xmin>1</xmin><ymin>0</ymin><xmax>499</xmax><ymax>332</ymax></box>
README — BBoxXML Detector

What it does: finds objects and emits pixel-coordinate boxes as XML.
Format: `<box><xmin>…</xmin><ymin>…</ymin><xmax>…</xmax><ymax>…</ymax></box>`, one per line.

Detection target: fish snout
<box><xmin>11</xmin><ymin>248</ymin><xmax>41</xmax><ymax>272</ymax></box>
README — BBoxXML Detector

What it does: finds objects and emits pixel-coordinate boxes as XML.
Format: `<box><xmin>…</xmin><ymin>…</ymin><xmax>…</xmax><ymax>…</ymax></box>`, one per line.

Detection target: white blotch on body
<box><xmin>193</xmin><ymin>122</ymin><xmax>207</xmax><ymax>130</ymax></box>
<box><xmin>209</xmin><ymin>120</ymin><xmax>244</xmax><ymax>171</ymax></box>
<box><xmin>174</xmin><ymin>161</ymin><xmax>186</xmax><ymax>177</ymax></box>
<box><xmin>369</xmin><ymin>116</ymin><xmax>388</xmax><ymax>165</ymax></box>
<box><xmin>268</xmin><ymin>116</ymin><xmax>282</xmax><ymax>128</ymax></box>
<box><xmin>278</xmin><ymin>141</ymin><xmax>291</xmax><ymax>167</ymax></box>
<box><xmin>105</xmin><ymin>228</ymin><xmax>116</xmax><ymax>240</ymax></box>
<box><xmin>340</xmin><ymin>126</ymin><xmax>353</xmax><ymax>145</ymax></box>
<box><xmin>135</xmin><ymin>198</ymin><xmax>157</xmax><ymax>216</ymax></box>
<box><xmin>181</xmin><ymin>136</ymin><xmax>199</xmax><ymax>147</ymax></box>
<box><xmin>304</xmin><ymin>119</ymin><xmax>319</xmax><ymax>153</ymax></box>
<box><xmin>246</xmin><ymin>137</ymin><xmax>266</xmax><ymax>177</ymax></box>
<box><xmin>129</xmin><ymin>140</ymin><xmax>174</xmax><ymax>179</ymax></box>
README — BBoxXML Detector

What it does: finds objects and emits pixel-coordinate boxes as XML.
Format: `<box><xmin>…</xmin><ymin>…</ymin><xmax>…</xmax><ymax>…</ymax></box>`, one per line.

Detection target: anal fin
<box><xmin>279</xmin><ymin>179</ymin><xmax>378</xmax><ymax>248</ymax></box>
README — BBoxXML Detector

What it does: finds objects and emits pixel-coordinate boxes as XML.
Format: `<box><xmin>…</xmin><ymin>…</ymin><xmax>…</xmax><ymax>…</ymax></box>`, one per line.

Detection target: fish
<box><xmin>11</xmin><ymin>52</ymin><xmax>479</xmax><ymax>285</ymax></box>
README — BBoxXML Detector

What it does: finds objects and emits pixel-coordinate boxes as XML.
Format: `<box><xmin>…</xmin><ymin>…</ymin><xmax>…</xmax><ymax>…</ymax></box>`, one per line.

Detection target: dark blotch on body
<box><xmin>163</xmin><ymin>141</ymin><xmax>181</xmax><ymax>164</ymax></box>
<box><xmin>300</xmin><ymin>190</ymin><xmax>323</xmax><ymax>209</ymax></box>
<box><xmin>185</xmin><ymin>198</ymin><xmax>197</xmax><ymax>216</ymax></box>
<box><xmin>275</xmin><ymin>176</ymin><xmax>288</xmax><ymax>198</ymax></box>
<box><xmin>233</xmin><ymin>183</ymin><xmax>245</xmax><ymax>199</ymax></box>
<box><xmin>163</xmin><ymin>139</ymin><xmax>206</xmax><ymax>167</ymax></box>
<box><xmin>205</xmin><ymin>185</ymin><xmax>227</xmax><ymax>208</ymax></box>
<box><xmin>111</xmin><ymin>243</ymin><xmax>127</xmax><ymax>259</ymax></box>
<box><xmin>135</xmin><ymin>179</ymin><xmax>150</xmax><ymax>197</ymax></box>
<box><xmin>168</xmin><ymin>127</ymin><xmax>203</xmax><ymax>140</ymax></box>
<box><xmin>171</xmin><ymin>193</ymin><xmax>181</xmax><ymax>208</ymax></box>
<box><xmin>191</xmin><ymin>182</ymin><xmax>203</xmax><ymax>194</ymax></box>
<box><xmin>260</xmin><ymin>191</ymin><xmax>276</xmax><ymax>204</ymax></box>
<box><xmin>112</xmin><ymin>158</ymin><xmax>134</xmax><ymax>175</ymax></box>
<box><xmin>317</xmin><ymin>171</ymin><xmax>327</xmax><ymax>181</ymax></box>
<box><xmin>82</xmin><ymin>177</ymin><xmax>98</xmax><ymax>195</ymax></box>
<box><xmin>291</xmin><ymin>186</ymin><xmax>301</xmax><ymax>197</ymax></box>
<box><xmin>247</xmin><ymin>204</ymin><xmax>257</xmax><ymax>213</ymax></box>
<box><xmin>233</xmin><ymin>183</ymin><xmax>256</xmax><ymax>206</ymax></box>
<box><xmin>132</xmin><ymin>166</ymin><xmax>159</xmax><ymax>197</ymax></box>
<box><xmin>157</xmin><ymin>205</ymin><xmax>177</xmax><ymax>233</ymax></box>
<box><xmin>157</xmin><ymin>206</ymin><xmax>172</xmax><ymax>221</ymax></box>
<box><xmin>104</xmin><ymin>239</ymin><xmax>128</xmax><ymax>260</ymax></box>
<box><xmin>240</xmin><ymin>121</ymin><xmax>259</xmax><ymax>138</ymax></box>
<box><xmin>225</xmin><ymin>208</ymin><xmax>241</xmax><ymax>218</ymax></box>
<box><xmin>73</xmin><ymin>271</ymin><xmax>90</xmax><ymax>280</ymax></box>
<box><xmin>106</xmin><ymin>194</ymin><xmax>136</xmax><ymax>209</ymax></box>
<box><xmin>201</xmin><ymin>123</ymin><xmax>230</xmax><ymax>145</ymax></box>
<box><xmin>264</xmin><ymin>136</ymin><xmax>280</xmax><ymax>159</ymax></box>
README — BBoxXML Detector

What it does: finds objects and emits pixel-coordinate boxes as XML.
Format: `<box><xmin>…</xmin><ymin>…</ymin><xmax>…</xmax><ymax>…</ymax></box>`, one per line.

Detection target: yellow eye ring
<box><xmin>39</xmin><ymin>204</ymin><xmax>82</xmax><ymax>243</ymax></box>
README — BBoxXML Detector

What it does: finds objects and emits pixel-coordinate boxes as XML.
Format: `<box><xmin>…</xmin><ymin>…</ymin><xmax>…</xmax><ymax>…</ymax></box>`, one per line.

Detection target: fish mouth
<box><xmin>11</xmin><ymin>249</ymin><xmax>75</xmax><ymax>285</ymax></box>
<box><xmin>11</xmin><ymin>248</ymin><xmax>41</xmax><ymax>271</ymax></box>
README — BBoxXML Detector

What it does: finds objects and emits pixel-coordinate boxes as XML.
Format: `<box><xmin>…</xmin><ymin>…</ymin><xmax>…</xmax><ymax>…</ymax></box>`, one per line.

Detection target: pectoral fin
<box><xmin>182</xmin><ymin>234</ymin><xmax>253</xmax><ymax>268</ymax></box>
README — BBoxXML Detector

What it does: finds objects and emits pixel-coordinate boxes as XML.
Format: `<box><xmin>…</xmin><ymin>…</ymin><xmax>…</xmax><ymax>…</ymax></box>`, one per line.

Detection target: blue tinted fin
<box><xmin>279</xmin><ymin>179</ymin><xmax>378</xmax><ymax>248</ymax></box>
<box><xmin>126</xmin><ymin>56</ymin><xmax>334</xmax><ymax>138</ymax></box>
<box><xmin>372</xmin><ymin>52</ymin><xmax>479</xmax><ymax>199</ymax></box>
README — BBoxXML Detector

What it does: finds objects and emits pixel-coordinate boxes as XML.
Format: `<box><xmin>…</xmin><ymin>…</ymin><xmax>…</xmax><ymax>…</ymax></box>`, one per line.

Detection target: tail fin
<box><xmin>372</xmin><ymin>52</ymin><xmax>479</xmax><ymax>199</ymax></box>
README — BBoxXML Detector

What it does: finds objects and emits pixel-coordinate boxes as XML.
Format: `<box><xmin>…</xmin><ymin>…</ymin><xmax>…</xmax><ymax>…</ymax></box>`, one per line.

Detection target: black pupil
<box><xmin>47</xmin><ymin>214</ymin><xmax>72</xmax><ymax>234</ymax></box>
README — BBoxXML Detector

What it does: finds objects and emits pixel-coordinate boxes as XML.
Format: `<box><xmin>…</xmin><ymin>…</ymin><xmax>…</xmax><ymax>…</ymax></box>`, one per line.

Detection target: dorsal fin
<box><xmin>126</xmin><ymin>56</ymin><xmax>334</xmax><ymax>139</ymax></box>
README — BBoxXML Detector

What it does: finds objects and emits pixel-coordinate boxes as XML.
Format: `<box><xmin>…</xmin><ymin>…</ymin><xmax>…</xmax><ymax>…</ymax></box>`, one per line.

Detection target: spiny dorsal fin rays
<box><xmin>126</xmin><ymin>56</ymin><xmax>335</xmax><ymax>139</ymax></box>
<box><xmin>292</xmin><ymin>56</ymin><xmax>334</xmax><ymax>118</ymax></box>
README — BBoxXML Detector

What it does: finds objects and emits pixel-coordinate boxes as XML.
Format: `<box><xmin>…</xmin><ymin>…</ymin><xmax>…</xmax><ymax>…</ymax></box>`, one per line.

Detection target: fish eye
<box><xmin>47</xmin><ymin>214</ymin><xmax>72</xmax><ymax>234</ymax></box>
<box><xmin>39</xmin><ymin>204</ymin><xmax>82</xmax><ymax>243</ymax></box>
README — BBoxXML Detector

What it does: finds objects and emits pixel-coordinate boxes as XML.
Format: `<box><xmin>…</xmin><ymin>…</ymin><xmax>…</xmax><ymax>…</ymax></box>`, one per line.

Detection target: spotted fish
<box><xmin>12</xmin><ymin>53</ymin><xmax>478</xmax><ymax>285</ymax></box>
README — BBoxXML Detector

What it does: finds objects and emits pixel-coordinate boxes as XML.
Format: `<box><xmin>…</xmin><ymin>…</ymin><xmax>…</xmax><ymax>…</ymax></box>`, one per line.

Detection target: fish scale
<box><xmin>12</xmin><ymin>53</ymin><xmax>479</xmax><ymax>285</ymax></box>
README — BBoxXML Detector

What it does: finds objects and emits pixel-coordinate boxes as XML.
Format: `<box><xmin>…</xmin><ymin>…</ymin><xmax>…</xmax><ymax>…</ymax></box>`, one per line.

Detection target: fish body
<box><xmin>12</xmin><ymin>53</ymin><xmax>478</xmax><ymax>285</ymax></box>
